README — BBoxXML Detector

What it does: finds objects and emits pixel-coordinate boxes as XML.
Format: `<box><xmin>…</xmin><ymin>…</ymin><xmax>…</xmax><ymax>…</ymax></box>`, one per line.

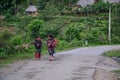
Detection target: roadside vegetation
<box><xmin>0</xmin><ymin>0</ymin><xmax>120</xmax><ymax>66</ymax></box>
<box><xmin>104</xmin><ymin>50</ymin><xmax>120</xmax><ymax>57</ymax></box>
<box><xmin>104</xmin><ymin>50</ymin><xmax>120</xmax><ymax>80</ymax></box>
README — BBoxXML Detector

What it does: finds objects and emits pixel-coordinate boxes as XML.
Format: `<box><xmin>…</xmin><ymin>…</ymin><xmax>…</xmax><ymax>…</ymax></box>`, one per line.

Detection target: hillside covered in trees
<box><xmin>0</xmin><ymin>0</ymin><xmax>120</xmax><ymax>59</ymax></box>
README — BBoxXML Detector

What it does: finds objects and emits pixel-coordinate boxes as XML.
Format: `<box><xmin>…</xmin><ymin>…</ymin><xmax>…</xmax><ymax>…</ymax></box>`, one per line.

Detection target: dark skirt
<box><xmin>48</xmin><ymin>48</ymin><xmax>55</xmax><ymax>56</ymax></box>
<box><xmin>35</xmin><ymin>48</ymin><xmax>42</xmax><ymax>53</ymax></box>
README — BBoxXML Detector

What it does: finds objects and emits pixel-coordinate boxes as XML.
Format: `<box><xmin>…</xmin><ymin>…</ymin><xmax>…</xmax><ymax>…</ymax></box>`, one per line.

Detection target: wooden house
<box><xmin>77</xmin><ymin>0</ymin><xmax>95</xmax><ymax>7</ymax></box>
<box><xmin>103</xmin><ymin>0</ymin><xmax>120</xmax><ymax>3</ymax></box>
<box><xmin>26</xmin><ymin>5</ymin><xmax>38</xmax><ymax>16</ymax></box>
<box><xmin>77</xmin><ymin>0</ymin><xmax>120</xmax><ymax>7</ymax></box>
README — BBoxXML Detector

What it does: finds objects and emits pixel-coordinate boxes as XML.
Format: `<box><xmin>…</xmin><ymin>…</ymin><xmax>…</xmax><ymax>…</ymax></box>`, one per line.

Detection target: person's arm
<box><xmin>47</xmin><ymin>40</ymin><xmax>51</xmax><ymax>47</ymax></box>
<box><xmin>34</xmin><ymin>41</ymin><xmax>38</xmax><ymax>49</ymax></box>
<box><xmin>34</xmin><ymin>41</ymin><xmax>36</xmax><ymax>46</ymax></box>
<box><xmin>40</xmin><ymin>40</ymin><xmax>42</xmax><ymax>47</ymax></box>
<box><xmin>52</xmin><ymin>39</ymin><xmax>56</xmax><ymax>47</ymax></box>
<box><xmin>54</xmin><ymin>39</ymin><xmax>57</xmax><ymax>47</ymax></box>
<box><xmin>47</xmin><ymin>40</ymin><xmax>48</xmax><ymax>47</ymax></box>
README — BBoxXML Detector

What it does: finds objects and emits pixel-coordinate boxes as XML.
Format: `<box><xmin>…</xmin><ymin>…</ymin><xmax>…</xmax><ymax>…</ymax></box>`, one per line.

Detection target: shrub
<box><xmin>4</xmin><ymin>13</ymin><xmax>12</xmax><ymax>21</ymax></box>
<box><xmin>0</xmin><ymin>29</ymin><xmax>16</xmax><ymax>59</ymax></box>
<box><xmin>10</xmin><ymin>35</ymin><xmax>23</xmax><ymax>45</ymax></box>
<box><xmin>112</xmin><ymin>36</ymin><xmax>120</xmax><ymax>44</ymax></box>
<box><xmin>57</xmin><ymin>40</ymin><xmax>69</xmax><ymax>50</ymax></box>
<box><xmin>0</xmin><ymin>52</ymin><xmax>7</xmax><ymax>59</ymax></box>
<box><xmin>0</xmin><ymin>29</ymin><xmax>12</xmax><ymax>47</ymax></box>
<box><xmin>64</xmin><ymin>23</ymin><xmax>84</xmax><ymax>41</ymax></box>
<box><xmin>90</xmin><ymin>0</ymin><xmax>109</xmax><ymax>14</ymax></box>
<box><xmin>104</xmin><ymin>50</ymin><xmax>120</xmax><ymax>57</ymax></box>
<box><xmin>28</xmin><ymin>19</ymin><xmax>44</xmax><ymax>39</ymax></box>
<box><xmin>3</xmin><ymin>45</ymin><xmax>15</xmax><ymax>54</ymax></box>
<box><xmin>69</xmin><ymin>39</ymin><xmax>84</xmax><ymax>47</ymax></box>
<box><xmin>18</xmin><ymin>16</ymin><xmax>33</xmax><ymax>30</ymax></box>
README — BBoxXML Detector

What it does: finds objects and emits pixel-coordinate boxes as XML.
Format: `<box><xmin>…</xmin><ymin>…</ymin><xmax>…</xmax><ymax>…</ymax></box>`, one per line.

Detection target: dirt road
<box><xmin>0</xmin><ymin>45</ymin><xmax>120</xmax><ymax>80</ymax></box>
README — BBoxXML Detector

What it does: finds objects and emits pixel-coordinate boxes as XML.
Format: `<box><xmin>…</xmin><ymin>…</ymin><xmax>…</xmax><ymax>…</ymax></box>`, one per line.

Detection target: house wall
<box><xmin>26</xmin><ymin>11</ymin><xmax>38</xmax><ymax>17</ymax></box>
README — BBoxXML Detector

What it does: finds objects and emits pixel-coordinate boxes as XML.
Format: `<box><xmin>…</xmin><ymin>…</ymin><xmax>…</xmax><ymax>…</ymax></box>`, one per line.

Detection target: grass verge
<box><xmin>104</xmin><ymin>50</ymin><xmax>120</xmax><ymax>80</ymax></box>
<box><xmin>0</xmin><ymin>52</ymin><xmax>33</xmax><ymax>67</ymax></box>
<box><xmin>1</xmin><ymin>45</ymin><xmax>119</xmax><ymax>67</ymax></box>
<box><xmin>103</xmin><ymin>50</ymin><xmax>120</xmax><ymax>57</ymax></box>
<box><xmin>113</xmin><ymin>70</ymin><xmax>120</xmax><ymax>74</ymax></box>
<box><xmin>112</xmin><ymin>70</ymin><xmax>120</xmax><ymax>80</ymax></box>
<box><xmin>0</xmin><ymin>46</ymin><xmax>76</xmax><ymax>67</ymax></box>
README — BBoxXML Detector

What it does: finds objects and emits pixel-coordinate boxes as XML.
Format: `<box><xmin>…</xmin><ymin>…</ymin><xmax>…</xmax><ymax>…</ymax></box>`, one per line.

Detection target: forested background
<box><xmin>0</xmin><ymin>0</ymin><xmax>120</xmax><ymax>59</ymax></box>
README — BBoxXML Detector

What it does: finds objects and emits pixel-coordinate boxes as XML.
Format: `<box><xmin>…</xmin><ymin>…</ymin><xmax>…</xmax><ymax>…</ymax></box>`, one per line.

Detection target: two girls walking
<box><xmin>34</xmin><ymin>34</ymin><xmax>57</xmax><ymax>61</ymax></box>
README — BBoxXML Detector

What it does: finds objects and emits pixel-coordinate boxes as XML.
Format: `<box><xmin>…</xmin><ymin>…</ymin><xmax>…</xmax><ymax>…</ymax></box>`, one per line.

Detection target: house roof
<box><xmin>103</xmin><ymin>0</ymin><xmax>120</xmax><ymax>3</ymax></box>
<box><xmin>26</xmin><ymin>5</ymin><xmax>37</xmax><ymax>12</ymax></box>
<box><xmin>77</xmin><ymin>0</ymin><xmax>120</xmax><ymax>7</ymax></box>
<box><xmin>77</xmin><ymin>0</ymin><xmax>95</xmax><ymax>7</ymax></box>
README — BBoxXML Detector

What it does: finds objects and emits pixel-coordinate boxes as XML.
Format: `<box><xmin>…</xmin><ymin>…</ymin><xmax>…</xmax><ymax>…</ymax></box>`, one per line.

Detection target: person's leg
<box><xmin>51</xmin><ymin>48</ymin><xmax>55</xmax><ymax>57</ymax></box>
<box><xmin>50</xmin><ymin>49</ymin><xmax>55</xmax><ymax>61</ymax></box>
<box><xmin>35</xmin><ymin>52</ymin><xmax>37</xmax><ymax>58</ymax></box>
<box><xmin>37</xmin><ymin>49</ymin><xmax>41</xmax><ymax>59</ymax></box>
<box><xmin>35</xmin><ymin>49</ymin><xmax>38</xmax><ymax>59</ymax></box>
<box><xmin>48</xmin><ymin>48</ymin><xmax>55</xmax><ymax>61</ymax></box>
<box><xmin>37</xmin><ymin>53</ymin><xmax>41</xmax><ymax>59</ymax></box>
<box><xmin>49</xmin><ymin>52</ymin><xmax>52</xmax><ymax>61</ymax></box>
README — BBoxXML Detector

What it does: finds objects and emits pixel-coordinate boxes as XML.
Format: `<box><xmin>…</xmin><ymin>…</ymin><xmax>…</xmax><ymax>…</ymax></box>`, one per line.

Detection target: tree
<box><xmin>111</xmin><ymin>3</ymin><xmax>120</xmax><ymax>43</ymax></box>
<box><xmin>0</xmin><ymin>0</ymin><xmax>28</xmax><ymax>13</ymax></box>
<box><xmin>64</xmin><ymin>23</ymin><xmax>84</xmax><ymax>41</ymax></box>
<box><xmin>0</xmin><ymin>0</ymin><xmax>13</xmax><ymax>11</ymax></box>
<box><xmin>28</xmin><ymin>19</ymin><xmax>44</xmax><ymax>39</ymax></box>
<box><xmin>91</xmin><ymin>0</ymin><xmax>109</xmax><ymax>14</ymax></box>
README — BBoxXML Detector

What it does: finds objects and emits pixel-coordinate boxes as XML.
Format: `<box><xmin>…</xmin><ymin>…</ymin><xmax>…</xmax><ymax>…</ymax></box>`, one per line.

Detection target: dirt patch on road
<box><xmin>93</xmin><ymin>69</ymin><xmax>120</xmax><ymax>80</ymax></box>
<box><xmin>94</xmin><ymin>57</ymin><xmax>120</xmax><ymax>80</ymax></box>
<box><xmin>0</xmin><ymin>60</ymin><xmax>28</xmax><ymax>78</ymax></box>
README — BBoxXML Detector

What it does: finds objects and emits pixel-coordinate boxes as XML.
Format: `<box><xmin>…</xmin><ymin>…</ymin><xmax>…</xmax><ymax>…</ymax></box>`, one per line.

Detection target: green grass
<box><xmin>1</xmin><ymin>45</ymin><xmax>120</xmax><ymax>67</ymax></box>
<box><xmin>104</xmin><ymin>50</ymin><xmax>120</xmax><ymax>80</ymax></box>
<box><xmin>0</xmin><ymin>50</ymin><xmax>49</xmax><ymax>67</ymax></box>
<box><xmin>104</xmin><ymin>50</ymin><xmax>120</xmax><ymax>57</ymax></box>
<box><xmin>0</xmin><ymin>52</ymin><xmax>33</xmax><ymax>67</ymax></box>
<box><xmin>113</xmin><ymin>70</ymin><xmax>120</xmax><ymax>74</ymax></box>
<box><xmin>0</xmin><ymin>44</ymin><xmax>82</xmax><ymax>67</ymax></box>
<box><xmin>0</xmin><ymin>46</ymin><xmax>73</xmax><ymax>67</ymax></box>
<box><xmin>112</xmin><ymin>70</ymin><xmax>120</xmax><ymax>80</ymax></box>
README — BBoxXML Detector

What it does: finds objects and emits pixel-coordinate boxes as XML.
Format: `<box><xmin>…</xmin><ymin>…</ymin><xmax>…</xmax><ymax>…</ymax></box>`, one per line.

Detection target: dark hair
<box><xmin>48</xmin><ymin>34</ymin><xmax>53</xmax><ymax>38</ymax></box>
<box><xmin>36</xmin><ymin>36</ymin><xmax>40</xmax><ymax>39</ymax></box>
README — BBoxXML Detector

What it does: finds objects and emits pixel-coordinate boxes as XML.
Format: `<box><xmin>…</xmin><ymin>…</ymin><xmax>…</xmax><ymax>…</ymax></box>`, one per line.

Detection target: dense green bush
<box><xmin>76</xmin><ymin>0</ymin><xmax>109</xmax><ymax>16</ymax></box>
<box><xmin>17</xmin><ymin>16</ymin><xmax>33</xmax><ymax>31</ymax></box>
<box><xmin>43</xmin><ymin>17</ymin><xmax>71</xmax><ymax>38</ymax></box>
<box><xmin>10</xmin><ymin>35</ymin><xmax>23</xmax><ymax>45</ymax></box>
<box><xmin>0</xmin><ymin>29</ymin><xmax>16</xmax><ymax>58</ymax></box>
<box><xmin>91</xmin><ymin>0</ymin><xmax>109</xmax><ymax>14</ymax></box>
<box><xmin>111</xmin><ymin>3</ymin><xmax>120</xmax><ymax>42</ymax></box>
<box><xmin>57</xmin><ymin>40</ymin><xmax>69</xmax><ymax>50</ymax></box>
<box><xmin>28</xmin><ymin>19</ymin><xmax>44</xmax><ymax>39</ymax></box>
<box><xmin>69</xmin><ymin>39</ymin><xmax>84</xmax><ymax>47</ymax></box>
<box><xmin>112</xmin><ymin>36</ymin><xmax>120</xmax><ymax>44</ymax></box>
<box><xmin>0</xmin><ymin>52</ymin><xmax>7</xmax><ymax>59</ymax></box>
<box><xmin>44</xmin><ymin>3</ymin><xmax>60</xmax><ymax>16</ymax></box>
<box><xmin>89</xmin><ymin>29</ymin><xmax>107</xmax><ymax>44</ymax></box>
<box><xmin>0</xmin><ymin>29</ymin><xmax>12</xmax><ymax>46</ymax></box>
<box><xmin>64</xmin><ymin>23</ymin><xmax>84</xmax><ymax>41</ymax></box>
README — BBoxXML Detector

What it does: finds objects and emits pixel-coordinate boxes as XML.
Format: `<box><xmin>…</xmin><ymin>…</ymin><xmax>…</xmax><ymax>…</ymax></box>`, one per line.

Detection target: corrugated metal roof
<box><xmin>104</xmin><ymin>0</ymin><xmax>120</xmax><ymax>3</ymax></box>
<box><xmin>77</xmin><ymin>0</ymin><xmax>120</xmax><ymax>7</ymax></box>
<box><xmin>77</xmin><ymin>0</ymin><xmax>95</xmax><ymax>7</ymax></box>
<box><xmin>26</xmin><ymin>5</ymin><xmax>37</xmax><ymax>12</ymax></box>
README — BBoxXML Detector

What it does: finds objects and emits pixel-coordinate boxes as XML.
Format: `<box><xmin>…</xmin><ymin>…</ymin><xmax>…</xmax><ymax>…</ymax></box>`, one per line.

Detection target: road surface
<box><xmin>0</xmin><ymin>45</ymin><xmax>120</xmax><ymax>80</ymax></box>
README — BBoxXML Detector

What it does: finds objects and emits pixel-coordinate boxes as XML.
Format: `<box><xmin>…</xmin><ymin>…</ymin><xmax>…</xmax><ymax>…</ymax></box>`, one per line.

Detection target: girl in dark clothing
<box><xmin>34</xmin><ymin>36</ymin><xmax>42</xmax><ymax>60</ymax></box>
<box><xmin>47</xmin><ymin>34</ymin><xmax>56</xmax><ymax>61</ymax></box>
